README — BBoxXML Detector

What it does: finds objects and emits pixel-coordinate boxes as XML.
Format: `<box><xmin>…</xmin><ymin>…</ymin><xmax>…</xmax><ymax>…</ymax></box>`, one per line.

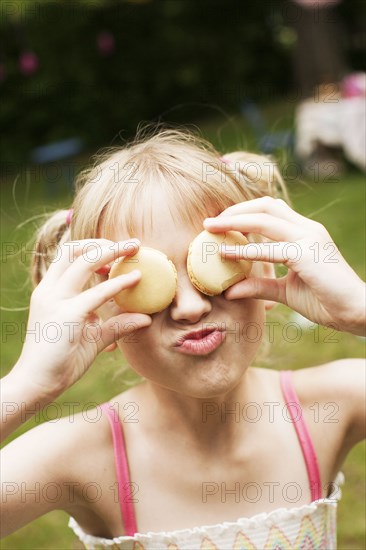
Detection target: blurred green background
<box><xmin>1</xmin><ymin>0</ymin><xmax>365</xmax><ymax>165</ymax></box>
<box><xmin>1</xmin><ymin>0</ymin><xmax>365</xmax><ymax>548</ymax></box>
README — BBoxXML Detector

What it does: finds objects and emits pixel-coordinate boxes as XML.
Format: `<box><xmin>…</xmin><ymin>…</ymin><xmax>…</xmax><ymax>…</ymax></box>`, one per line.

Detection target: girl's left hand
<box><xmin>203</xmin><ymin>196</ymin><xmax>366</xmax><ymax>336</ymax></box>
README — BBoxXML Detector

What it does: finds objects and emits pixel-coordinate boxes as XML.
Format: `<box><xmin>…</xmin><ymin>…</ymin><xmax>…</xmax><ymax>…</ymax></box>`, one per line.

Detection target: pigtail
<box><xmin>221</xmin><ymin>151</ymin><xmax>291</xmax><ymax>206</ymax></box>
<box><xmin>31</xmin><ymin>210</ymin><xmax>72</xmax><ymax>288</ymax></box>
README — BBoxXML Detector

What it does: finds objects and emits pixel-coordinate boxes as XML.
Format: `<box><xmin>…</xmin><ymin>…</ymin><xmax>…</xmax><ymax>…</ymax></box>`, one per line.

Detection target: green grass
<box><xmin>1</xmin><ymin>106</ymin><xmax>365</xmax><ymax>549</ymax></box>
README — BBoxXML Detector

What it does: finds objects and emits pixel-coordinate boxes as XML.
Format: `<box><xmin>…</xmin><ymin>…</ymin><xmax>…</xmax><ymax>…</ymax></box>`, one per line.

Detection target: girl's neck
<box><xmin>135</xmin><ymin>367</ymin><xmax>258</xmax><ymax>454</ymax></box>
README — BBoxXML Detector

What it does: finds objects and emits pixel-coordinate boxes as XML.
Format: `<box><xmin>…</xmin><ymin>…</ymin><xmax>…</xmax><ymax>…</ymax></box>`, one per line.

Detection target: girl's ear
<box><xmin>260</xmin><ymin>261</ymin><xmax>279</xmax><ymax>311</ymax></box>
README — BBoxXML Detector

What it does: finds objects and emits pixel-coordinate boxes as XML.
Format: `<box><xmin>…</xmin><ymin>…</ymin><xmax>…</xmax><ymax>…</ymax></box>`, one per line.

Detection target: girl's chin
<box><xmin>122</xmin><ymin>347</ymin><xmax>252</xmax><ymax>398</ymax></box>
<box><xmin>170</xmin><ymin>362</ymin><xmax>246</xmax><ymax>399</ymax></box>
<box><xmin>172</xmin><ymin>382</ymin><xmax>242</xmax><ymax>400</ymax></box>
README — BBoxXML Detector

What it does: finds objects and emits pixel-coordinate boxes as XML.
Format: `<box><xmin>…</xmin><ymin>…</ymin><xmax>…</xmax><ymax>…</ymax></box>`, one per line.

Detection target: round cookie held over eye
<box><xmin>187</xmin><ymin>230</ymin><xmax>252</xmax><ymax>296</ymax></box>
<box><xmin>109</xmin><ymin>247</ymin><xmax>178</xmax><ymax>314</ymax></box>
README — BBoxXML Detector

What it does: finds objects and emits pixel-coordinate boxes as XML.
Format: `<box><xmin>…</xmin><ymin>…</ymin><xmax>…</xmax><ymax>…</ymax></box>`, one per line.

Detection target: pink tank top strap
<box><xmin>100</xmin><ymin>402</ymin><xmax>138</xmax><ymax>536</ymax></box>
<box><xmin>279</xmin><ymin>370</ymin><xmax>322</xmax><ymax>501</ymax></box>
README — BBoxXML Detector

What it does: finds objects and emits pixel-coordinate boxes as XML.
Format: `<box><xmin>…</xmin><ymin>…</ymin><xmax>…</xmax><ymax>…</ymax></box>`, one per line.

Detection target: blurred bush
<box><xmin>1</xmin><ymin>0</ymin><xmax>365</xmax><ymax>166</ymax></box>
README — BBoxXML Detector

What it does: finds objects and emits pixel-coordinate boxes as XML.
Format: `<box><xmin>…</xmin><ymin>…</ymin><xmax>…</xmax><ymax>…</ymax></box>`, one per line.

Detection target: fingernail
<box><xmin>96</xmin><ymin>265</ymin><xmax>111</xmax><ymax>275</ymax></box>
<box><xmin>116</xmin><ymin>238</ymin><xmax>140</xmax><ymax>247</ymax></box>
<box><xmin>204</xmin><ymin>218</ymin><xmax>216</xmax><ymax>224</ymax></box>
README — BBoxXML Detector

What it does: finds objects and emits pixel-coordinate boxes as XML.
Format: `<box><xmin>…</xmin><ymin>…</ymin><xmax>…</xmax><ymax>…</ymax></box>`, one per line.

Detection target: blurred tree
<box><xmin>288</xmin><ymin>0</ymin><xmax>347</xmax><ymax>98</ymax></box>
<box><xmin>0</xmin><ymin>0</ymin><xmax>364</xmax><ymax>164</ymax></box>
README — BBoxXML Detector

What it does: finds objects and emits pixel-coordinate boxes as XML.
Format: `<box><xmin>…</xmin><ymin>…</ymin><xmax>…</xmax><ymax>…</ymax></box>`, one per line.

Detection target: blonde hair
<box><xmin>31</xmin><ymin>124</ymin><xmax>289</xmax><ymax>287</ymax></box>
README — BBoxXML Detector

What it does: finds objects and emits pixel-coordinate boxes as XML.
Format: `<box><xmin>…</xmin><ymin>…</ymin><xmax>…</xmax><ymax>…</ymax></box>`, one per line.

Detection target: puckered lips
<box><xmin>174</xmin><ymin>327</ymin><xmax>226</xmax><ymax>355</ymax></box>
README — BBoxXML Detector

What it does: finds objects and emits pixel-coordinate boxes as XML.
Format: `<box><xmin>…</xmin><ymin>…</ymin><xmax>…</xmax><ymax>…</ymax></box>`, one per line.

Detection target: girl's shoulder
<box><xmin>1</xmin><ymin>399</ymin><xmax>116</xmax><ymax>527</ymax></box>
<box><xmin>255</xmin><ymin>359</ymin><xmax>365</xmax><ymax>450</ymax></box>
<box><xmin>252</xmin><ymin>358</ymin><xmax>364</xmax><ymax>412</ymax></box>
<box><xmin>253</xmin><ymin>359</ymin><xmax>364</xmax><ymax>480</ymax></box>
<box><xmin>38</xmin><ymin>400</ymin><xmax>121</xmax><ymax>512</ymax></box>
<box><xmin>292</xmin><ymin>358</ymin><xmax>364</xmax><ymax>413</ymax></box>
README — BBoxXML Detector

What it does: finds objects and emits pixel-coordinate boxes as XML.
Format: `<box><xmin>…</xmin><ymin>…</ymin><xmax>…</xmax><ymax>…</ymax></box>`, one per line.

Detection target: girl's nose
<box><xmin>170</xmin><ymin>272</ymin><xmax>212</xmax><ymax>323</ymax></box>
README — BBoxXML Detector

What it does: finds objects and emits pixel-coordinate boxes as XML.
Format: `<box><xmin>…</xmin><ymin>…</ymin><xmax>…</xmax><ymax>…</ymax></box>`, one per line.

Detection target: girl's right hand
<box><xmin>11</xmin><ymin>238</ymin><xmax>151</xmax><ymax>400</ymax></box>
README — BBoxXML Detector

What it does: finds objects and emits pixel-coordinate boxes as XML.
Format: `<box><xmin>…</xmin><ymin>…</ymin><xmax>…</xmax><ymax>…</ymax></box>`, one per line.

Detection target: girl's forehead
<box><xmin>110</xmin><ymin>194</ymin><xmax>205</xmax><ymax>262</ymax></box>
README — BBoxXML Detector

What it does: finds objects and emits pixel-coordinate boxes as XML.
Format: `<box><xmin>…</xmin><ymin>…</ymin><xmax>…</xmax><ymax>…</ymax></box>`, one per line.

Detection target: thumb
<box><xmin>103</xmin><ymin>342</ymin><xmax>117</xmax><ymax>352</ymax></box>
<box><xmin>98</xmin><ymin>313</ymin><xmax>152</xmax><ymax>352</ymax></box>
<box><xmin>224</xmin><ymin>276</ymin><xmax>287</xmax><ymax>305</ymax></box>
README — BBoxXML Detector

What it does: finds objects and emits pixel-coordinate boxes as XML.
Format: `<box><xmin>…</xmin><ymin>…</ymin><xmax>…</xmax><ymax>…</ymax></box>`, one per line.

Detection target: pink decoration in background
<box><xmin>342</xmin><ymin>73</ymin><xmax>366</xmax><ymax>99</ymax></box>
<box><xmin>291</xmin><ymin>0</ymin><xmax>341</xmax><ymax>6</ymax></box>
<box><xmin>97</xmin><ymin>31</ymin><xmax>115</xmax><ymax>57</ymax></box>
<box><xmin>19</xmin><ymin>51</ymin><xmax>39</xmax><ymax>76</ymax></box>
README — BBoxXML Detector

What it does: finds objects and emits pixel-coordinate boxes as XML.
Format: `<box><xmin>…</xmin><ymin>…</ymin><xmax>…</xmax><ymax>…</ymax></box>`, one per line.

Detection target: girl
<box><xmin>1</xmin><ymin>128</ymin><xmax>365</xmax><ymax>549</ymax></box>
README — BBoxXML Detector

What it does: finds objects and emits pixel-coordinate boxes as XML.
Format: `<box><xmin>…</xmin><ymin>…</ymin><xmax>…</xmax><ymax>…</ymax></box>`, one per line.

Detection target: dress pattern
<box><xmin>68</xmin><ymin>475</ymin><xmax>343</xmax><ymax>550</ymax></box>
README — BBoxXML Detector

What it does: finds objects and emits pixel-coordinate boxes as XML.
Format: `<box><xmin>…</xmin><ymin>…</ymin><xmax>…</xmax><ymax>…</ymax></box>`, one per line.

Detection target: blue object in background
<box><xmin>29</xmin><ymin>138</ymin><xmax>84</xmax><ymax>196</ymax></box>
<box><xmin>30</xmin><ymin>138</ymin><xmax>84</xmax><ymax>164</ymax></box>
<box><xmin>240</xmin><ymin>99</ymin><xmax>293</xmax><ymax>155</ymax></box>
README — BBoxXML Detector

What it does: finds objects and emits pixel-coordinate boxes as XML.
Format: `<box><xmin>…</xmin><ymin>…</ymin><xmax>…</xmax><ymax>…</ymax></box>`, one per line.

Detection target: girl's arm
<box><xmin>205</xmin><ymin>197</ymin><xmax>366</xmax><ymax>453</ymax></box>
<box><xmin>204</xmin><ymin>196</ymin><xmax>366</xmax><ymax>336</ymax></box>
<box><xmin>1</xmin><ymin>238</ymin><xmax>152</xmax><ymax>444</ymax></box>
<box><xmin>1</xmin><ymin>238</ymin><xmax>152</xmax><ymax>537</ymax></box>
<box><xmin>1</xmin><ymin>369</ymin><xmax>60</xmax><ymax>442</ymax></box>
<box><xmin>1</xmin><ymin>410</ymin><xmax>98</xmax><ymax>538</ymax></box>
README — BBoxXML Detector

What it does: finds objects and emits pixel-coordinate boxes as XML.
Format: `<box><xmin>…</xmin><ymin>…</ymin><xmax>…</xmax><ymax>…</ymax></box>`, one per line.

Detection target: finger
<box><xmin>217</xmin><ymin>197</ymin><xmax>300</xmax><ymax>222</ymax></box>
<box><xmin>96</xmin><ymin>265</ymin><xmax>111</xmax><ymax>275</ymax></box>
<box><xmin>265</xmin><ymin>300</ymin><xmax>279</xmax><ymax>311</ymax></box>
<box><xmin>97</xmin><ymin>313</ymin><xmax>152</xmax><ymax>352</ymax></box>
<box><xmin>214</xmin><ymin>196</ymin><xmax>313</xmax><ymax>227</ymax></box>
<box><xmin>103</xmin><ymin>342</ymin><xmax>117</xmax><ymax>352</ymax></box>
<box><xmin>72</xmin><ymin>269</ymin><xmax>142</xmax><ymax>312</ymax></box>
<box><xmin>220</xmin><ymin>241</ymin><xmax>303</xmax><ymax>266</ymax></box>
<box><xmin>224</xmin><ymin>275</ymin><xmax>287</xmax><ymax>305</ymax></box>
<box><xmin>43</xmin><ymin>239</ymin><xmax>121</xmax><ymax>282</ymax></box>
<box><xmin>60</xmin><ymin>240</ymin><xmax>140</xmax><ymax>295</ymax></box>
<box><xmin>204</xmin><ymin>213</ymin><xmax>303</xmax><ymax>242</ymax></box>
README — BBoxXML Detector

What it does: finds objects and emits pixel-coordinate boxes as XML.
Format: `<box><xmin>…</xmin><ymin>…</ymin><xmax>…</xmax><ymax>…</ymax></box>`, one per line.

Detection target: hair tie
<box><xmin>66</xmin><ymin>208</ymin><xmax>73</xmax><ymax>226</ymax></box>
